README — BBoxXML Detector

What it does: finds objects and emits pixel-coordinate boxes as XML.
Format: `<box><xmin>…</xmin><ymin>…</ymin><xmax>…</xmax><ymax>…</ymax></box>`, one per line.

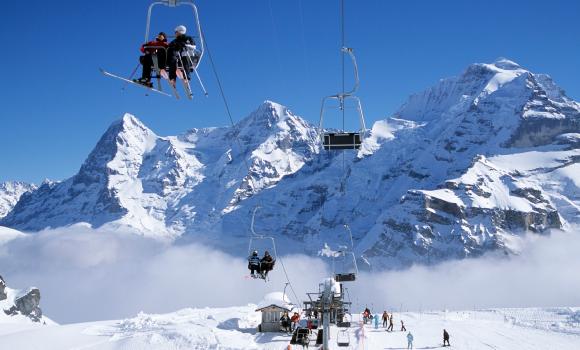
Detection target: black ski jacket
<box><xmin>169</xmin><ymin>35</ymin><xmax>195</xmax><ymax>52</ymax></box>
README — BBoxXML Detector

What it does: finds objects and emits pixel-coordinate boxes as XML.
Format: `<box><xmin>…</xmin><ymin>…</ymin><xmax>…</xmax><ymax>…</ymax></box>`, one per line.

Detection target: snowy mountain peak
<box><xmin>491</xmin><ymin>57</ymin><xmax>522</xmax><ymax>70</ymax></box>
<box><xmin>236</xmin><ymin>100</ymin><xmax>296</xmax><ymax>131</ymax></box>
<box><xmin>106</xmin><ymin>113</ymin><xmax>154</xmax><ymax>137</ymax></box>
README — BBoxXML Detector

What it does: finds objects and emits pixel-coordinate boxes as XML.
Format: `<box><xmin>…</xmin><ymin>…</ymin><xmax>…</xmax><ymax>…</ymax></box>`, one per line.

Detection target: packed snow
<box><xmin>0</xmin><ymin>305</ymin><xmax>579</xmax><ymax>349</ymax></box>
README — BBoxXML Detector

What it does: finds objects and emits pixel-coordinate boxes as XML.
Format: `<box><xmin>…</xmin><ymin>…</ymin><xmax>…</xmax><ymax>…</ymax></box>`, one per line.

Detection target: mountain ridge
<box><xmin>2</xmin><ymin>59</ymin><xmax>579</xmax><ymax>268</ymax></box>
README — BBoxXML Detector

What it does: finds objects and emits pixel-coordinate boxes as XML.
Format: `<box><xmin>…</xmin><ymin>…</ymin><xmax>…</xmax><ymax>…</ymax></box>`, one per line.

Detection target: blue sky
<box><xmin>1</xmin><ymin>0</ymin><xmax>579</xmax><ymax>183</ymax></box>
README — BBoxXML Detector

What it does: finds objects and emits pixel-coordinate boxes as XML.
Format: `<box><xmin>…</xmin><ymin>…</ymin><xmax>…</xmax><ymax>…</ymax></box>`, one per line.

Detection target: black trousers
<box><xmin>167</xmin><ymin>49</ymin><xmax>191</xmax><ymax>80</ymax></box>
<box><xmin>140</xmin><ymin>53</ymin><xmax>167</xmax><ymax>79</ymax></box>
<box><xmin>250</xmin><ymin>264</ymin><xmax>261</xmax><ymax>275</ymax></box>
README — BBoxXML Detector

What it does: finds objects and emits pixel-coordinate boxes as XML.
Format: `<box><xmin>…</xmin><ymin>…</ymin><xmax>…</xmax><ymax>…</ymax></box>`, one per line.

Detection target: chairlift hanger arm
<box><xmin>144</xmin><ymin>0</ymin><xmax>205</xmax><ymax>65</ymax></box>
<box><xmin>340</xmin><ymin>47</ymin><xmax>360</xmax><ymax>97</ymax></box>
<box><xmin>250</xmin><ymin>205</ymin><xmax>261</xmax><ymax>237</ymax></box>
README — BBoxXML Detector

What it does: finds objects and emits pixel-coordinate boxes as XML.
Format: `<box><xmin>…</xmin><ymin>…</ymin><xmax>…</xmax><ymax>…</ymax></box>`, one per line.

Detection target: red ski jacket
<box><xmin>140</xmin><ymin>40</ymin><xmax>168</xmax><ymax>54</ymax></box>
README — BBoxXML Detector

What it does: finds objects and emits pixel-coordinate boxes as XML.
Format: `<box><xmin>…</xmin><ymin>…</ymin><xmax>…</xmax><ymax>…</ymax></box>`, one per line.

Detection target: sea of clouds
<box><xmin>0</xmin><ymin>225</ymin><xmax>579</xmax><ymax>323</ymax></box>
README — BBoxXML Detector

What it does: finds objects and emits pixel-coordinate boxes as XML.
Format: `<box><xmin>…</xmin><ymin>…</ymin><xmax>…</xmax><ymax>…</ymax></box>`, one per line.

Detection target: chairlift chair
<box><xmin>247</xmin><ymin>206</ymin><xmax>277</xmax><ymax>281</ymax></box>
<box><xmin>337</xmin><ymin>328</ymin><xmax>350</xmax><ymax>347</ymax></box>
<box><xmin>290</xmin><ymin>328</ymin><xmax>310</xmax><ymax>347</ymax></box>
<box><xmin>318</xmin><ymin>47</ymin><xmax>367</xmax><ymax>150</ymax></box>
<box><xmin>144</xmin><ymin>0</ymin><xmax>208</xmax><ymax>96</ymax></box>
<box><xmin>332</xmin><ymin>225</ymin><xmax>359</xmax><ymax>282</ymax></box>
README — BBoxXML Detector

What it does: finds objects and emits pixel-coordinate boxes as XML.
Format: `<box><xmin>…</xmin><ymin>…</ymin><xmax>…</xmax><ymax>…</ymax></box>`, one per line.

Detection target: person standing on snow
<box><xmin>280</xmin><ymin>311</ymin><xmax>291</xmax><ymax>333</ymax></box>
<box><xmin>135</xmin><ymin>32</ymin><xmax>168</xmax><ymax>86</ymax></box>
<box><xmin>290</xmin><ymin>312</ymin><xmax>301</xmax><ymax>331</ymax></box>
<box><xmin>387</xmin><ymin>314</ymin><xmax>394</xmax><ymax>332</ymax></box>
<box><xmin>443</xmin><ymin>329</ymin><xmax>450</xmax><ymax>347</ymax></box>
<box><xmin>382</xmin><ymin>311</ymin><xmax>389</xmax><ymax>328</ymax></box>
<box><xmin>407</xmin><ymin>331</ymin><xmax>414</xmax><ymax>349</ymax></box>
<box><xmin>167</xmin><ymin>25</ymin><xmax>196</xmax><ymax>85</ymax></box>
<box><xmin>374</xmin><ymin>314</ymin><xmax>379</xmax><ymax>329</ymax></box>
<box><xmin>363</xmin><ymin>307</ymin><xmax>371</xmax><ymax>324</ymax></box>
<box><xmin>248</xmin><ymin>250</ymin><xmax>261</xmax><ymax>277</ymax></box>
<box><xmin>401</xmin><ymin>319</ymin><xmax>407</xmax><ymax>331</ymax></box>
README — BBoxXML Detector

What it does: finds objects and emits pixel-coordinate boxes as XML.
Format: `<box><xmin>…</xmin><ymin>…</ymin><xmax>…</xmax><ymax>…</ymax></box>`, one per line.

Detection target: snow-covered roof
<box><xmin>255</xmin><ymin>292</ymin><xmax>292</xmax><ymax>312</ymax></box>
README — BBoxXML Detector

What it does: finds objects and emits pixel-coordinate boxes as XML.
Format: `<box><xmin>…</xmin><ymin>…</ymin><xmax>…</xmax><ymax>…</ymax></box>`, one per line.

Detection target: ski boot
<box><xmin>133</xmin><ymin>77</ymin><xmax>153</xmax><ymax>88</ymax></box>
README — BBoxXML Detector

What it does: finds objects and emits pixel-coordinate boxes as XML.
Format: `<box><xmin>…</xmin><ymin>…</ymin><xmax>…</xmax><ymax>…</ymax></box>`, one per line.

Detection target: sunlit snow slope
<box><xmin>0</xmin><ymin>306</ymin><xmax>578</xmax><ymax>349</ymax></box>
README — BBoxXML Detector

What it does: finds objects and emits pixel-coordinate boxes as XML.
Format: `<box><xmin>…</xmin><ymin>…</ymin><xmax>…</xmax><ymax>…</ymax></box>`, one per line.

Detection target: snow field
<box><xmin>0</xmin><ymin>306</ymin><xmax>579</xmax><ymax>349</ymax></box>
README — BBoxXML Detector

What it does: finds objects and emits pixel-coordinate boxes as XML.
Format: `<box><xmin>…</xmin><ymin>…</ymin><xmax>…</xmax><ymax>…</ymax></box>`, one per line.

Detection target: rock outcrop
<box><xmin>0</xmin><ymin>275</ymin><xmax>6</xmax><ymax>301</ymax></box>
<box><xmin>1</xmin><ymin>276</ymin><xmax>43</xmax><ymax>323</ymax></box>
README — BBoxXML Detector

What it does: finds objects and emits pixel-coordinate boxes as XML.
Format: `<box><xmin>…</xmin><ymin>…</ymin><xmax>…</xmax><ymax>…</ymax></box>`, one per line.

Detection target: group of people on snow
<box><xmin>374</xmin><ymin>309</ymin><xmax>450</xmax><ymax>348</ymax></box>
<box><xmin>135</xmin><ymin>25</ymin><xmax>198</xmax><ymax>87</ymax></box>
<box><xmin>380</xmin><ymin>310</ymin><xmax>407</xmax><ymax>332</ymax></box>
<box><xmin>279</xmin><ymin>311</ymin><xmax>302</xmax><ymax>333</ymax></box>
<box><xmin>248</xmin><ymin>250</ymin><xmax>275</xmax><ymax>279</ymax></box>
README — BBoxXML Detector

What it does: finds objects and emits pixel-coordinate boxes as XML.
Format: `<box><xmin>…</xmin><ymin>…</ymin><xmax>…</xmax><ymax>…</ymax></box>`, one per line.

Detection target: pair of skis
<box><xmin>244</xmin><ymin>273</ymin><xmax>270</xmax><ymax>283</ymax></box>
<box><xmin>100</xmin><ymin>62</ymin><xmax>193</xmax><ymax>100</ymax></box>
<box><xmin>100</xmin><ymin>68</ymin><xmax>172</xmax><ymax>97</ymax></box>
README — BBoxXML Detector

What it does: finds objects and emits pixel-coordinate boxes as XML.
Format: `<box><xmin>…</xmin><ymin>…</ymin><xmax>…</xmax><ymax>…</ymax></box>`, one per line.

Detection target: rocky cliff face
<box><xmin>0</xmin><ymin>275</ymin><xmax>6</xmax><ymax>301</ymax></box>
<box><xmin>0</xmin><ymin>182</ymin><xmax>37</xmax><ymax>220</ymax></box>
<box><xmin>0</xmin><ymin>276</ymin><xmax>44</xmax><ymax>323</ymax></box>
<box><xmin>1</xmin><ymin>59</ymin><xmax>579</xmax><ymax>268</ymax></box>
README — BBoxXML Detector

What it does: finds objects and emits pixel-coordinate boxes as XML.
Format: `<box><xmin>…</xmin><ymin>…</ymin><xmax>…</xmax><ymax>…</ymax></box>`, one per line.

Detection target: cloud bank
<box><xmin>1</xmin><ymin>225</ymin><xmax>579</xmax><ymax>323</ymax></box>
<box><xmin>352</xmin><ymin>229</ymin><xmax>580</xmax><ymax>313</ymax></box>
<box><xmin>0</xmin><ymin>225</ymin><xmax>329</xmax><ymax>323</ymax></box>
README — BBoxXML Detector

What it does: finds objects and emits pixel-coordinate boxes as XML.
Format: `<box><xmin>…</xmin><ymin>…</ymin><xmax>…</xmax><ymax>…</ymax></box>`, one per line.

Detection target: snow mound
<box><xmin>256</xmin><ymin>292</ymin><xmax>293</xmax><ymax>311</ymax></box>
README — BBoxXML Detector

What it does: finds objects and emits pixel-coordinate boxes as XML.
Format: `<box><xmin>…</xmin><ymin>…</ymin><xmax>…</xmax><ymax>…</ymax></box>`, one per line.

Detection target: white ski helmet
<box><xmin>175</xmin><ymin>25</ymin><xmax>187</xmax><ymax>35</ymax></box>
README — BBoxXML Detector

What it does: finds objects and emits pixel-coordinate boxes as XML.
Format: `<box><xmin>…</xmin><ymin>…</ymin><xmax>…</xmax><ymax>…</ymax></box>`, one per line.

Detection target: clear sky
<box><xmin>1</xmin><ymin>0</ymin><xmax>579</xmax><ymax>184</ymax></box>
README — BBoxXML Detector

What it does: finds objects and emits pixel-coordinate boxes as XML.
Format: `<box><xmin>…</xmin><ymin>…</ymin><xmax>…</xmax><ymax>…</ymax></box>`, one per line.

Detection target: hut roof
<box><xmin>255</xmin><ymin>292</ymin><xmax>293</xmax><ymax>312</ymax></box>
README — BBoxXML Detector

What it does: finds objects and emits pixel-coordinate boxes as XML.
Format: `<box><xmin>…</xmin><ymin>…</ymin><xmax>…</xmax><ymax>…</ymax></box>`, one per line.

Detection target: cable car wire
<box><xmin>202</xmin><ymin>30</ymin><xmax>302</xmax><ymax>307</ymax></box>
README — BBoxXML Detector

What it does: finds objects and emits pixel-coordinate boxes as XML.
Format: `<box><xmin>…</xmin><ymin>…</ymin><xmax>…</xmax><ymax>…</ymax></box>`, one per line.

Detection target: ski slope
<box><xmin>0</xmin><ymin>306</ymin><xmax>579</xmax><ymax>349</ymax></box>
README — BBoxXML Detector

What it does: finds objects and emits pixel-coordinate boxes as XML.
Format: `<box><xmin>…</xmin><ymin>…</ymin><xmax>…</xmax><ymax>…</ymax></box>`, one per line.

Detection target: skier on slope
<box><xmin>135</xmin><ymin>32</ymin><xmax>168</xmax><ymax>86</ymax></box>
<box><xmin>443</xmin><ymin>329</ymin><xmax>450</xmax><ymax>347</ymax></box>
<box><xmin>248</xmin><ymin>250</ymin><xmax>261</xmax><ymax>277</ymax></box>
<box><xmin>387</xmin><ymin>314</ymin><xmax>394</xmax><ymax>332</ymax></box>
<box><xmin>363</xmin><ymin>307</ymin><xmax>371</xmax><ymax>324</ymax></box>
<box><xmin>401</xmin><ymin>319</ymin><xmax>406</xmax><ymax>331</ymax></box>
<box><xmin>407</xmin><ymin>331</ymin><xmax>414</xmax><ymax>349</ymax></box>
<box><xmin>167</xmin><ymin>25</ymin><xmax>197</xmax><ymax>86</ymax></box>
<box><xmin>382</xmin><ymin>311</ymin><xmax>389</xmax><ymax>328</ymax></box>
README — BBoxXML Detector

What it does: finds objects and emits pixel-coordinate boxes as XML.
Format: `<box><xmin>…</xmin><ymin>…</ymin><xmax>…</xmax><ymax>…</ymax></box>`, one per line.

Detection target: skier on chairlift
<box><xmin>167</xmin><ymin>25</ymin><xmax>197</xmax><ymax>86</ymax></box>
<box><xmin>134</xmin><ymin>32</ymin><xmax>168</xmax><ymax>87</ymax></box>
<box><xmin>248</xmin><ymin>250</ymin><xmax>261</xmax><ymax>277</ymax></box>
<box><xmin>260</xmin><ymin>251</ymin><xmax>274</xmax><ymax>278</ymax></box>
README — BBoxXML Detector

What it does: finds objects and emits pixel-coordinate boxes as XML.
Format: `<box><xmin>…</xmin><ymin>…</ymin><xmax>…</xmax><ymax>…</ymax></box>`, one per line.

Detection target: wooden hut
<box><xmin>255</xmin><ymin>292</ymin><xmax>293</xmax><ymax>332</ymax></box>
